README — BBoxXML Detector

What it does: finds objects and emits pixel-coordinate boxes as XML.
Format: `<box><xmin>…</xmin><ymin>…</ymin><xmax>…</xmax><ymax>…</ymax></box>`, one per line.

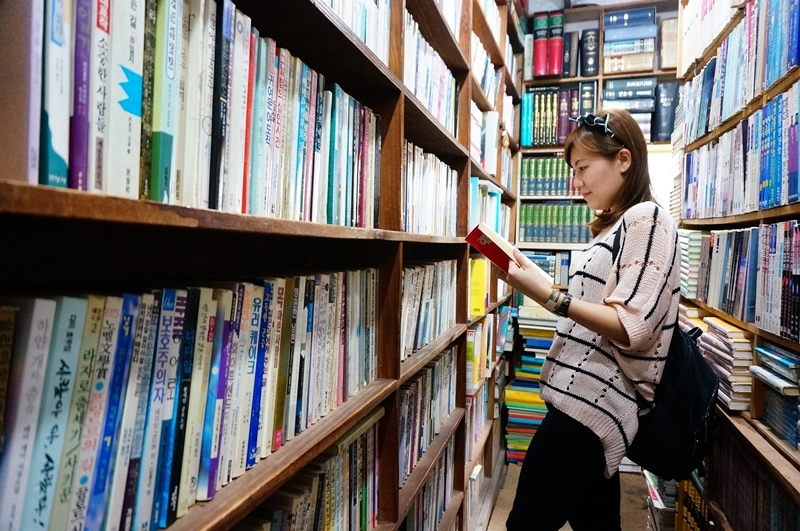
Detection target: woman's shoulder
<box><xmin>622</xmin><ymin>201</ymin><xmax>675</xmax><ymax>228</ymax></box>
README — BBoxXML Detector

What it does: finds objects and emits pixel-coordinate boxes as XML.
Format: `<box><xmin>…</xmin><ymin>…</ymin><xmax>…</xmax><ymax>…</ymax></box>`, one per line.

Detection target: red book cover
<box><xmin>467</xmin><ymin>222</ymin><xmax>518</xmax><ymax>273</ymax></box>
<box><xmin>532</xmin><ymin>13</ymin><xmax>549</xmax><ymax>77</ymax></box>
<box><xmin>547</xmin><ymin>11</ymin><xmax>564</xmax><ymax>76</ymax></box>
<box><xmin>557</xmin><ymin>89</ymin><xmax>570</xmax><ymax>145</ymax></box>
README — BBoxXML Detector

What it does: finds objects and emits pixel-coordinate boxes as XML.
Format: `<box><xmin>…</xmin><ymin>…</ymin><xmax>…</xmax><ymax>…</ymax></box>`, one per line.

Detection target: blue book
<box><xmin>85</xmin><ymin>293</ymin><xmax>140</xmax><ymax>531</ymax></box>
<box><xmin>789</xmin><ymin>0</ymin><xmax>800</xmax><ymax>69</ymax></box>
<box><xmin>603</xmin><ymin>6</ymin><xmax>655</xmax><ymax>27</ymax></box>
<box><xmin>247</xmin><ymin>282</ymin><xmax>269</xmax><ymax>468</ymax></box>
<box><xmin>295</xmin><ymin>62</ymin><xmax>311</xmax><ymax>220</ymax></box>
<box><xmin>603</xmin><ymin>24</ymin><xmax>657</xmax><ymax>42</ymax></box>
<box><xmin>21</xmin><ymin>297</ymin><xmax>87</xmax><ymax>529</ymax></box>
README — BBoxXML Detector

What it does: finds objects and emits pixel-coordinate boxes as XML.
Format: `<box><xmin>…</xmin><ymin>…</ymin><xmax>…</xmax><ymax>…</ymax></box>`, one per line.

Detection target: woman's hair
<box><xmin>563</xmin><ymin>108</ymin><xmax>654</xmax><ymax>236</ymax></box>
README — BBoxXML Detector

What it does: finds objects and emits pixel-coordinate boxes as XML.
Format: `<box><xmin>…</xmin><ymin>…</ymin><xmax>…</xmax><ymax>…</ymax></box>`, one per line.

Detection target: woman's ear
<box><xmin>618</xmin><ymin>148</ymin><xmax>632</xmax><ymax>173</ymax></box>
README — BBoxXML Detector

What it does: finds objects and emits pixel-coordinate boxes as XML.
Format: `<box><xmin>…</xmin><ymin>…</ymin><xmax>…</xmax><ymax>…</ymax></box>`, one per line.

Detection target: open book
<box><xmin>466</xmin><ymin>222</ymin><xmax>554</xmax><ymax>284</ymax></box>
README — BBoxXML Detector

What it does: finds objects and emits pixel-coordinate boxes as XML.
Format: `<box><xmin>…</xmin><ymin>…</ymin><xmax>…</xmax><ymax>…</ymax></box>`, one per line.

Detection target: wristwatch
<box><xmin>544</xmin><ymin>289</ymin><xmax>561</xmax><ymax>311</ymax></box>
<box><xmin>554</xmin><ymin>293</ymin><xmax>573</xmax><ymax>317</ymax></box>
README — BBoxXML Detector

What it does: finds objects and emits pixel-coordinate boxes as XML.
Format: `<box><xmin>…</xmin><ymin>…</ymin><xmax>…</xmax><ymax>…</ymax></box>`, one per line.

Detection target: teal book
<box><xmin>21</xmin><ymin>296</ymin><xmax>87</xmax><ymax>528</ymax></box>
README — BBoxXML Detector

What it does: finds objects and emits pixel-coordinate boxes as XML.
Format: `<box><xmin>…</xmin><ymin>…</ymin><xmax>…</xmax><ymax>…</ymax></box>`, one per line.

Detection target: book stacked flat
<box><xmin>697</xmin><ymin>316</ymin><xmax>754</xmax><ymax>412</ymax></box>
<box><xmin>602</xmin><ymin>7</ymin><xmax>657</xmax><ymax>75</ymax></box>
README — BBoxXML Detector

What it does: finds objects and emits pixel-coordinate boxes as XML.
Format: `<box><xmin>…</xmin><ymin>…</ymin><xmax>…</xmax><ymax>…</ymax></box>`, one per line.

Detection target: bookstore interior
<box><xmin>2</xmin><ymin>0</ymin><xmax>800</xmax><ymax>529</ymax></box>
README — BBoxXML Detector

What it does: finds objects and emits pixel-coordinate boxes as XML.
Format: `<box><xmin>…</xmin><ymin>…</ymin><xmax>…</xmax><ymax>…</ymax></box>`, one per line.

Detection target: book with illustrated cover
<box><xmin>467</xmin><ymin>222</ymin><xmax>555</xmax><ymax>284</ymax></box>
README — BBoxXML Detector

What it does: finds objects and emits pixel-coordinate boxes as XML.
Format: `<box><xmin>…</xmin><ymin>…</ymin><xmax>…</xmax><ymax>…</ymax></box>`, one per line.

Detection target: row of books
<box><xmin>465</xmin><ymin>383</ymin><xmax>489</xmax><ymax>459</ymax></box>
<box><xmin>682</xmin><ymin>0</ymin><xmax>800</xmax><ymax>144</ymax></box>
<box><xmin>469</xmin><ymin>105</ymin><xmax>501</xmax><ymax>177</ymax></box>
<box><xmin>404</xmin><ymin>10</ymin><xmax>459</xmax><ymax>136</ymax></box>
<box><xmin>400</xmin><ymin>260</ymin><xmax>458</xmax><ymax>362</ymax></box>
<box><xmin>433</xmin><ymin>0</ymin><xmax>462</xmax><ymax>38</ymax></box>
<box><xmin>519</xmin><ymin>156</ymin><xmax>575</xmax><ymax>197</ymax></box>
<box><xmin>476</xmin><ymin>0</ymin><xmax>502</xmax><ymax>46</ymax></box>
<box><xmin>466</xmin><ymin>317</ymin><xmax>495</xmax><ymax>396</ymax></box>
<box><xmin>674</xmin><ymin>477</ymin><xmax>709</xmax><ymax>531</ymax></box>
<box><xmin>678</xmin><ymin>0</ymin><xmax>738</xmax><ymax>78</ymax></box>
<box><xmin>0</xmin><ymin>271</ymin><xmax>379</xmax><ymax>530</ymax></box>
<box><xmin>402</xmin><ymin>141</ymin><xmax>458</xmax><ymax>236</ymax></box>
<box><xmin>400</xmin><ymin>436</ymin><xmax>456</xmax><ymax>531</ymax></box>
<box><xmin>322</xmin><ymin>0</ymin><xmax>391</xmax><ymax>65</ymax></box>
<box><xmin>750</xmin><ymin>341</ymin><xmax>800</xmax><ymax>449</ymax></box>
<box><xmin>398</xmin><ymin>348</ymin><xmax>457</xmax><ymax>486</ymax></box>
<box><xmin>468</xmin><ymin>177</ymin><xmax>512</xmax><ymax>240</ymax></box>
<box><xmin>519</xmin><ymin>86</ymin><xmax>582</xmax><ymax>147</ymax></box>
<box><xmin>521</xmin><ymin>251</ymin><xmax>572</xmax><ymax>287</ymax></box>
<box><xmin>469</xmin><ymin>258</ymin><xmax>493</xmax><ymax>320</ymax></box>
<box><xmin>246</xmin><ymin>408</ymin><xmax>382</xmax><ymax>531</ymax></box>
<box><xmin>644</xmin><ymin>470</ymin><xmax>677</xmax><ymax>531</ymax></box>
<box><xmin>471</xmin><ymin>33</ymin><xmax>504</xmax><ymax>107</ymax></box>
<box><xmin>682</xmin><ymin>81</ymin><xmax>800</xmax><ymax>219</ymax></box>
<box><xmin>517</xmin><ymin>202</ymin><xmax>594</xmax><ymax>244</ymax></box>
<box><xmin>33</xmin><ymin>0</ymin><xmax>387</xmax><ymax>229</ymax></box>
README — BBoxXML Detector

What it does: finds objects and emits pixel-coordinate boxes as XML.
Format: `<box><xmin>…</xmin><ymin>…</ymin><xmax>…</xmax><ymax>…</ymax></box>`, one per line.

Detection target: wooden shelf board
<box><xmin>400</xmin><ymin>323</ymin><xmax>468</xmax><ymax>384</ymax></box>
<box><xmin>715</xmin><ymin>405</ymin><xmax>800</xmax><ymax>506</ymax></box>
<box><xmin>743</xmin><ymin>413</ymin><xmax>800</xmax><ymax>475</ymax></box>
<box><xmin>517</xmin><ymin>241</ymin><xmax>586</xmax><ymax>251</ymax></box>
<box><xmin>405</xmin><ymin>0</ymin><xmax>470</xmax><ymax>74</ymax></box>
<box><xmin>505</xmin><ymin>128</ymin><xmax>520</xmax><ymax>153</ymax></box>
<box><xmin>381</xmin><ymin>232</ymin><xmax>465</xmax><ymax>244</ymax></box>
<box><xmin>467</xmin><ymin>421</ymin><xmax>494</xmax><ymax>470</ymax></box>
<box><xmin>404</xmin><ymin>91</ymin><xmax>468</xmax><ymax>161</ymax></box>
<box><xmin>680</xmin><ymin>202</ymin><xmax>800</xmax><ymax>228</ymax></box>
<box><xmin>237</xmin><ymin>0</ymin><xmax>402</xmax><ymax>108</ymax></box>
<box><xmin>466</xmin><ymin>452</ymin><xmax>507</xmax><ymax>531</ymax></box>
<box><xmin>398</xmin><ymin>409</ymin><xmax>466</xmax><ymax>520</ymax></box>
<box><xmin>472</xmin><ymin>72</ymin><xmax>496</xmax><ymax>112</ymax></box>
<box><xmin>438</xmin><ymin>490</ymin><xmax>465</xmax><ymax>531</ymax></box>
<box><xmin>169</xmin><ymin>379</ymin><xmax>396</xmax><ymax>531</ymax></box>
<box><xmin>523</xmin><ymin>75</ymin><xmax>597</xmax><ymax>87</ymax></box>
<box><xmin>505</xmin><ymin>66</ymin><xmax>521</xmax><ymax>103</ymax></box>
<box><xmin>505</xmin><ymin>6</ymin><xmax>524</xmax><ymax>54</ymax></box>
<box><xmin>472</xmin><ymin>0</ymin><xmax>504</xmax><ymax>66</ymax></box>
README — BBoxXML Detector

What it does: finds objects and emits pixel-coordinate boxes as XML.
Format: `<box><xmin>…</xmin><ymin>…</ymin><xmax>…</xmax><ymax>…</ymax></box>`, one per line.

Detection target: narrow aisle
<box><xmin>487</xmin><ymin>464</ymin><xmax>650</xmax><ymax>531</ymax></box>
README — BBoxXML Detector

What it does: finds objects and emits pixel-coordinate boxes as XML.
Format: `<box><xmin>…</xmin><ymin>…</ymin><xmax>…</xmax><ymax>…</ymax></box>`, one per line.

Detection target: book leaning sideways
<box><xmin>466</xmin><ymin>222</ymin><xmax>554</xmax><ymax>284</ymax></box>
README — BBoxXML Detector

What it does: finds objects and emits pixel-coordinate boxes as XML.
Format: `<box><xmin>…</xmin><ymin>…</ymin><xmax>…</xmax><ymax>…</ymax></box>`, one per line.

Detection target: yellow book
<box><xmin>469</xmin><ymin>258</ymin><xmax>488</xmax><ymax>318</ymax></box>
<box><xmin>505</xmin><ymin>389</ymin><xmax>546</xmax><ymax>405</ymax></box>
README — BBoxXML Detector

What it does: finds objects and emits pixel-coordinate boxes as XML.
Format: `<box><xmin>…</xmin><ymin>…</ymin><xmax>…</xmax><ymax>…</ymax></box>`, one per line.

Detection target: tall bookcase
<box><xmin>0</xmin><ymin>0</ymin><xmax>520</xmax><ymax>530</ymax></box>
<box><xmin>675</xmin><ymin>0</ymin><xmax>800</xmax><ymax>527</ymax></box>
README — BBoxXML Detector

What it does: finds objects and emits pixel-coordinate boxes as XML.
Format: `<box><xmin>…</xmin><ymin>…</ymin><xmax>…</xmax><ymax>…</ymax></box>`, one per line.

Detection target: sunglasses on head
<box><xmin>569</xmin><ymin>113</ymin><xmax>615</xmax><ymax>138</ymax></box>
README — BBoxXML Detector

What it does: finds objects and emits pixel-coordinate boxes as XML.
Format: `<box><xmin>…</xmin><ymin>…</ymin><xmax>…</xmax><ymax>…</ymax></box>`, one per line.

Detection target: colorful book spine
<box><xmin>0</xmin><ymin>298</ymin><xmax>56</xmax><ymax>531</ymax></box>
<box><xmin>0</xmin><ymin>307</ymin><xmax>15</xmax><ymax>452</ymax></box>
<box><xmin>84</xmin><ymin>294</ymin><xmax>139</xmax><ymax>531</ymax></box>
<box><xmin>531</xmin><ymin>12</ymin><xmax>548</xmax><ymax>77</ymax></box>
<box><xmin>105</xmin><ymin>294</ymin><xmax>152</xmax><ymax>531</ymax></box>
<box><xmin>177</xmin><ymin>288</ymin><xmax>216</xmax><ymax>517</ymax></box>
<box><xmin>242</xmin><ymin>282</ymin><xmax>263</xmax><ymax>469</ymax></box>
<box><xmin>263</xmin><ymin>37</ymin><xmax>278</xmax><ymax>218</ymax></box>
<box><xmin>273</xmin><ymin>276</ymin><xmax>297</xmax><ymax>449</ymax></box>
<box><xmin>219</xmin><ymin>283</ymin><xmax>244</xmax><ymax>486</ymax></box>
<box><xmin>66</xmin><ymin>296</ymin><xmax>122</xmax><ymax>531</ymax></box>
<box><xmin>137</xmin><ymin>289</ymin><xmax>186</xmax><ymax>531</ymax></box>
<box><xmin>265</xmin><ymin>279</ymin><xmax>286</xmax><ymax>450</ymax></box>
<box><xmin>69</xmin><ymin>0</ymin><xmax>91</xmax><ymax>190</ymax></box>
<box><xmin>40</xmin><ymin>0</ymin><xmax>72</xmax><ymax>187</ymax></box>
<box><xmin>208</xmin><ymin>0</ymin><xmax>234</xmax><ymax>209</ymax></box>
<box><xmin>231</xmin><ymin>282</ymin><xmax>255</xmax><ymax>478</ymax></box>
<box><xmin>138</xmin><ymin>0</ymin><xmax>158</xmax><ymax>199</ymax></box>
<box><xmin>19</xmin><ymin>297</ymin><xmax>86</xmax><ymax>528</ymax></box>
<box><xmin>547</xmin><ymin>11</ymin><xmax>564</xmax><ymax>77</ymax></box>
<box><xmin>249</xmin><ymin>281</ymin><xmax>271</xmax><ymax>465</ymax></box>
<box><xmin>163</xmin><ymin>288</ymin><xmax>200</xmax><ymax>527</ymax></box>
<box><xmin>241</xmin><ymin>28</ymin><xmax>257</xmax><ymax>214</ymax></box>
<box><xmin>248</xmin><ymin>36</ymin><xmax>268</xmax><ymax>216</ymax></box>
<box><xmin>149</xmin><ymin>0</ymin><xmax>183</xmax><ymax>203</ymax></box>
<box><xmin>197</xmin><ymin>288</ymin><xmax>234</xmax><ymax>501</ymax></box>
<box><xmin>105</xmin><ymin>0</ymin><xmax>144</xmax><ymax>199</ymax></box>
<box><xmin>118</xmin><ymin>293</ymin><xmax>158</xmax><ymax>531</ymax></box>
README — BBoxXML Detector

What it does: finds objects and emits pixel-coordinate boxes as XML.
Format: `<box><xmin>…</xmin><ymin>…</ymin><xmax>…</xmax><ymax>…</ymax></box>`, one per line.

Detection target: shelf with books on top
<box><xmin>505</xmin><ymin>66</ymin><xmax>522</xmax><ymax>103</ymax></box>
<box><xmin>472</xmin><ymin>73</ymin><xmax>496</xmax><ymax>113</ymax></box>
<box><xmin>405</xmin><ymin>0</ymin><xmax>470</xmax><ymax>74</ymax></box>
<box><xmin>400</xmin><ymin>324</ymin><xmax>468</xmax><ymax>384</ymax></box>
<box><xmin>473</xmin><ymin>0</ymin><xmax>505</xmax><ymax>67</ymax></box>
<box><xmin>743</xmin><ymin>412</ymin><xmax>800</xmax><ymax>475</ymax></box>
<box><xmin>520</xmin><ymin>195</ymin><xmax>583</xmax><ymax>201</ymax></box>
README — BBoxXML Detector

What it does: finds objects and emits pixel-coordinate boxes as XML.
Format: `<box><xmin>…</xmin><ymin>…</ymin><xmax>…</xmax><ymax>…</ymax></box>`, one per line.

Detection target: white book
<box><xmin>197</xmin><ymin>0</ymin><xmax>217</xmax><ymax>209</ymax></box>
<box><xmin>313</xmin><ymin>89</ymin><xmax>333</xmax><ymax>224</ymax></box>
<box><xmin>0</xmin><ymin>0</ymin><xmax>43</xmax><ymax>184</ymax></box>
<box><xmin>174</xmin><ymin>0</ymin><xmax>194</xmax><ymax>207</ymax></box>
<box><xmin>105</xmin><ymin>0</ymin><xmax>145</xmax><ymax>198</ymax></box>
<box><xmin>0</xmin><ymin>297</ymin><xmax>56</xmax><ymax>531</ymax></box>
<box><xmin>105</xmin><ymin>294</ymin><xmax>151</xmax><ymax>531</ymax></box>
<box><xmin>230</xmin><ymin>282</ymin><xmax>254</xmax><ymax>478</ymax></box>
<box><xmin>257</xmin><ymin>278</ymin><xmax>278</xmax><ymax>458</ymax></box>
<box><xmin>133</xmin><ymin>289</ymin><xmax>186</xmax><ymax>531</ymax></box>
<box><xmin>271</xmin><ymin>48</ymin><xmax>291</xmax><ymax>219</ymax></box>
<box><xmin>283</xmin><ymin>56</ymin><xmax>302</xmax><ymax>220</ymax></box>
<box><xmin>65</xmin><ymin>296</ymin><xmax>123</xmax><ymax>531</ymax></box>
<box><xmin>223</xmin><ymin>9</ymin><xmax>250</xmax><ymax>214</ymax></box>
<box><xmin>179</xmin><ymin>0</ymin><xmax>208</xmax><ymax>208</ymax></box>
<box><xmin>249</xmin><ymin>36</ymin><xmax>268</xmax><ymax>216</ymax></box>
<box><xmin>40</xmin><ymin>0</ymin><xmax>72</xmax><ymax>188</ymax></box>
<box><xmin>217</xmin><ymin>284</ymin><xmax>241</xmax><ymax>487</ymax></box>
<box><xmin>177</xmin><ymin>288</ymin><xmax>216</xmax><ymax>517</ymax></box>
<box><xmin>261</xmin><ymin>37</ymin><xmax>278</xmax><ymax>217</ymax></box>
<box><xmin>86</xmin><ymin>0</ymin><xmax>111</xmax><ymax>193</ymax></box>
<box><xmin>286</xmin><ymin>275</ymin><xmax>307</xmax><ymax>441</ymax></box>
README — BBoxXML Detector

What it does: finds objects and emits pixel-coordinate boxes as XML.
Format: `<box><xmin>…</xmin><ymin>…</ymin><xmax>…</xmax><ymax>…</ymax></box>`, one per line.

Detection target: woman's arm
<box><xmin>505</xmin><ymin>248</ymin><xmax>630</xmax><ymax>344</ymax></box>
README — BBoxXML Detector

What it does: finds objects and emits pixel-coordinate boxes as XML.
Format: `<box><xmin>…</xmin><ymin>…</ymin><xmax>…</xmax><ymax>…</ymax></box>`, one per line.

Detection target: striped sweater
<box><xmin>540</xmin><ymin>201</ymin><xmax>681</xmax><ymax>478</ymax></box>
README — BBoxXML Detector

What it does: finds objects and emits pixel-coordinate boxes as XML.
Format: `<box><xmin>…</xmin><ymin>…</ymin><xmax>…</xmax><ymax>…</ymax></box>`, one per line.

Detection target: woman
<box><xmin>504</xmin><ymin>109</ymin><xmax>681</xmax><ymax>530</ymax></box>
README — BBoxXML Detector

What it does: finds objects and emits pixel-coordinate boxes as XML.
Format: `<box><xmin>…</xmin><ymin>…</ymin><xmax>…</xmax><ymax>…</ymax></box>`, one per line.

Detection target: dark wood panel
<box><xmin>400</xmin><ymin>324</ymin><xmax>468</xmax><ymax>384</ymax></box>
<box><xmin>404</xmin><ymin>91</ymin><xmax>469</xmax><ymax>161</ymax></box>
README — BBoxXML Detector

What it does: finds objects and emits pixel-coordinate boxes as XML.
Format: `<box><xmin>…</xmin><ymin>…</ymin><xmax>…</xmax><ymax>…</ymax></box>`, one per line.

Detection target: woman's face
<box><xmin>569</xmin><ymin>145</ymin><xmax>627</xmax><ymax>211</ymax></box>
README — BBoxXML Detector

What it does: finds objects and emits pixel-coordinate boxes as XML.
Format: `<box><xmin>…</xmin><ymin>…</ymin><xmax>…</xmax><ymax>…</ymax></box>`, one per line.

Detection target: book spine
<box><xmin>178</xmin><ymin>289</ymin><xmax>216</xmax><ymax>517</ymax></box>
<box><xmin>230</xmin><ymin>282</ymin><xmax>254</xmax><ymax>477</ymax></box>
<box><xmin>547</xmin><ymin>11</ymin><xmax>563</xmax><ymax>77</ymax></box>
<box><xmin>138</xmin><ymin>0</ymin><xmax>158</xmax><ymax>198</ymax></box>
<box><xmin>246</xmin><ymin>283</ymin><xmax>266</xmax><ymax>468</ymax></box>
<box><xmin>604</xmin><ymin>23</ymin><xmax>658</xmax><ymax>41</ymax></box>
<box><xmin>0</xmin><ymin>307</ymin><xmax>15</xmax><ymax>484</ymax></box>
<box><xmin>263</xmin><ymin>38</ymin><xmax>278</xmax><ymax>217</ymax></box>
<box><xmin>273</xmin><ymin>277</ymin><xmax>297</xmax><ymax>449</ymax></box>
<box><xmin>84</xmin><ymin>294</ymin><xmax>139</xmax><ymax>531</ymax></box>
<box><xmin>602</xmin><ymin>52</ymin><xmax>654</xmax><ymax>74</ymax></box>
<box><xmin>0</xmin><ymin>298</ymin><xmax>57</xmax><ymax>531</ymax></box>
<box><xmin>603</xmin><ymin>7</ymin><xmax>655</xmax><ymax>27</ymax></box>
<box><xmin>257</xmin><ymin>280</ymin><xmax>275</xmax><ymax>459</ymax></box>
<box><xmin>20</xmin><ymin>297</ymin><xmax>87</xmax><ymax>529</ymax></box>
<box><xmin>105</xmin><ymin>294</ymin><xmax>152</xmax><ymax>531</ymax></box>
<box><xmin>208</xmin><ymin>0</ymin><xmax>233</xmax><ymax>209</ymax></box>
<box><xmin>69</xmin><ymin>0</ymin><xmax>91</xmax><ymax>190</ymax></box>
<box><xmin>560</xmin><ymin>31</ymin><xmax>572</xmax><ymax>78</ymax></box>
<box><xmin>105</xmin><ymin>0</ymin><xmax>144</xmax><ymax>199</ymax></box>
<box><xmin>163</xmin><ymin>288</ymin><xmax>200</xmax><ymax>527</ymax></box>
<box><xmin>150</xmin><ymin>0</ymin><xmax>183</xmax><ymax>203</ymax></box>
<box><xmin>249</xmin><ymin>36</ymin><xmax>267</xmax><ymax>216</ymax></box>
<box><xmin>118</xmin><ymin>294</ymin><xmax>157</xmax><ymax>531</ymax></box>
<box><xmin>40</xmin><ymin>0</ymin><xmax>72</xmax><ymax>188</ymax></box>
<box><xmin>241</xmin><ymin>29</ymin><xmax>257</xmax><ymax>214</ymax></box>
<box><xmin>532</xmin><ymin>13</ymin><xmax>548</xmax><ymax>77</ymax></box>
<box><xmin>223</xmin><ymin>10</ymin><xmax>250</xmax><ymax>213</ymax></box>
<box><xmin>87</xmin><ymin>0</ymin><xmax>111</xmax><ymax>193</ymax></box>
<box><xmin>219</xmin><ymin>283</ymin><xmax>244</xmax><ymax>485</ymax></box>
<box><xmin>579</xmin><ymin>29</ymin><xmax>599</xmax><ymax>77</ymax></box>
<box><xmin>602</xmin><ymin>87</ymin><xmax>656</xmax><ymax>100</ymax></box>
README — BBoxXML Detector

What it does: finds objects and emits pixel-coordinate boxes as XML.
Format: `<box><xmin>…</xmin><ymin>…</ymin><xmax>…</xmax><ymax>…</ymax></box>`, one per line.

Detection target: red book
<box><xmin>557</xmin><ymin>89</ymin><xmax>570</xmax><ymax>145</ymax></box>
<box><xmin>466</xmin><ymin>223</ymin><xmax>555</xmax><ymax>284</ymax></box>
<box><xmin>547</xmin><ymin>11</ymin><xmax>564</xmax><ymax>76</ymax></box>
<box><xmin>532</xmin><ymin>13</ymin><xmax>549</xmax><ymax>77</ymax></box>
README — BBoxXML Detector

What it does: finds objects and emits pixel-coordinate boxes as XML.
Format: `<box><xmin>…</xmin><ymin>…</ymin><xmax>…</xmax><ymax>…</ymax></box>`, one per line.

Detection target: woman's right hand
<box><xmin>505</xmin><ymin>248</ymin><xmax>553</xmax><ymax>307</ymax></box>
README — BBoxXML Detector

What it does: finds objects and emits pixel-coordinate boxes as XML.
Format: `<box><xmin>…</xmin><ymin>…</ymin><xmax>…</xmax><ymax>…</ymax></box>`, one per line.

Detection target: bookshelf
<box><xmin>0</xmin><ymin>1</ymin><xmax>520</xmax><ymax>531</ymax></box>
<box><xmin>675</xmin><ymin>0</ymin><xmax>800</xmax><ymax>526</ymax></box>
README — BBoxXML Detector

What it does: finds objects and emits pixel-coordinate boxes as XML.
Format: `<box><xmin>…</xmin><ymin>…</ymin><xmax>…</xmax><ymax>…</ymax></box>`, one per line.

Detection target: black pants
<box><xmin>506</xmin><ymin>405</ymin><xmax>621</xmax><ymax>531</ymax></box>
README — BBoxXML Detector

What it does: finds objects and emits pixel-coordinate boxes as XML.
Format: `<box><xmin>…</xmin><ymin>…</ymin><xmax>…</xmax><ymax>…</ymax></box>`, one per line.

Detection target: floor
<box><xmin>486</xmin><ymin>463</ymin><xmax>650</xmax><ymax>531</ymax></box>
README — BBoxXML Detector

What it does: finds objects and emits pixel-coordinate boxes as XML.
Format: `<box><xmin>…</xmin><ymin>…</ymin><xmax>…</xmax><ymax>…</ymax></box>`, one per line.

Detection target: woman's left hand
<box><xmin>504</xmin><ymin>248</ymin><xmax>554</xmax><ymax>307</ymax></box>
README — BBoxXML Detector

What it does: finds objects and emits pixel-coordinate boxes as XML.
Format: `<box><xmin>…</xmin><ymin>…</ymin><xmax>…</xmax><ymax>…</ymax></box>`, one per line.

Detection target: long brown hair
<box><xmin>563</xmin><ymin>108</ymin><xmax>655</xmax><ymax>236</ymax></box>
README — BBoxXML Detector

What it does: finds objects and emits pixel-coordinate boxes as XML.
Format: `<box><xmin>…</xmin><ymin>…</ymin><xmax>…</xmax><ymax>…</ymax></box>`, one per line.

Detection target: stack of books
<box><xmin>678</xmin><ymin>229</ymin><xmax>705</xmax><ymax>299</ymax></box>
<box><xmin>751</xmin><ymin>343</ymin><xmax>800</xmax><ymax>448</ymax></box>
<box><xmin>602</xmin><ymin>6</ymin><xmax>657</xmax><ymax>75</ymax></box>
<box><xmin>697</xmin><ymin>316</ymin><xmax>754</xmax><ymax>412</ymax></box>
